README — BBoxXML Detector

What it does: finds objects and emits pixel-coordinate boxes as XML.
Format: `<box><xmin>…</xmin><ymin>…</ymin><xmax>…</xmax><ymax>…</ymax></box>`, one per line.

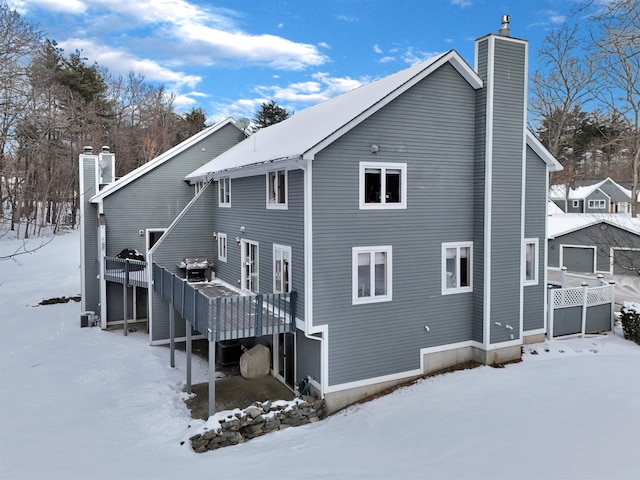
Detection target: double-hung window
<box><xmin>217</xmin><ymin>233</ymin><xmax>227</xmax><ymax>263</ymax></box>
<box><xmin>588</xmin><ymin>199</ymin><xmax>606</xmax><ymax>209</ymax></box>
<box><xmin>219</xmin><ymin>177</ymin><xmax>231</xmax><ymax>206</ymax></box>
<box><xmin>267</xmin><ymin>170</ymin><xmax>287</xmax><ymax>209</ymax></box>
<box><xmin>359</xmin><ymin>162</ymin><xmax>407</xmax><ymax>209</ymax></box>
<box><xmin>352</xmin><ymin>246</ymin><xmax>392</xmax><ymax>304</ymax></box>
<box><xmin>442</xmin><ymin>242</ymin><xmax>472</xmax><ymax>294</ymax></box>
<box><xmin>523</xmin><ymin>238</ymin><xmax>538</xmax><ymax>285</ymax></box>
<box><xmin>273</xmin><ymin>244</ymin><xmax>291</xmax><ymax>293</ymax></box>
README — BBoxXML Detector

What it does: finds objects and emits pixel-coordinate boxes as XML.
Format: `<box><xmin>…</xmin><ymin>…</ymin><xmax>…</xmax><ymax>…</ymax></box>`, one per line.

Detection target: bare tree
<box><xmin>530</xmin><ymin>22</ymin><xmax>596</xmax><ymax>174</ymax></box>
<box><xmin>583</xmin><ymin>0</ymin><xmax>640</xmax><ymax>217</ymax></box>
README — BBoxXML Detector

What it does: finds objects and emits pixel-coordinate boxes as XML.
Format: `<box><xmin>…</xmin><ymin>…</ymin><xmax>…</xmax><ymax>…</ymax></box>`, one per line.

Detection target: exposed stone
<box><xmin>239</xmin><ymin>344</ymin><xmax>270</xmax><ymax>379</ymax></box>
<box><xmin>190</xmin><ymin>397</ymin><xmax>325</xmax><ymax>453</ymax></box>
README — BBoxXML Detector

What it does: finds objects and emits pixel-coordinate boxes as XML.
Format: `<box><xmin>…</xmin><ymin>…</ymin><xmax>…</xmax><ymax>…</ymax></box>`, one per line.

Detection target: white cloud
<box><xmin>58</xmin><ymin>38</ymin><xmax>201</xmax><ymax>89</ymax></box>
<box><xmin>550</xmin><ymin>15</ymin><xmax>566</xmax><ymax>24</ymax></box>
<box><xmin>451</xmin><ymin>0</ymin><xmax>472</xmax><ymax>7</ymax></box>
<box><xmin>373</xmin><ymin>44</ymin><xmax>383</xmax><ymax>54</ymax></box>
<box><xmin>8</xmin><ymin>0</ymin><xmax>87</xmax><ymax>14</ymax></box>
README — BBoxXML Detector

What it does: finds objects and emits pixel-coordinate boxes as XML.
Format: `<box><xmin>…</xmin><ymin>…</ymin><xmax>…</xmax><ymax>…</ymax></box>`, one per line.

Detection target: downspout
<box><xmin>295</xmin><ymin>157</ymin><xmax>325</xmax><ymax>397</ymax></box>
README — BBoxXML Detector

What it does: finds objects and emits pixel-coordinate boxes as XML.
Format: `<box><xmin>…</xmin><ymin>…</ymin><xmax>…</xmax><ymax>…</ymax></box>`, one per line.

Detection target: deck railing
<box><xmin>104</xmin><ymin>256</ymin><xmax>148</xmax><ymax>287</ymax></box>
<box><xmin>152</xmin><ymin>262</ymin><xmax>296</xmax><ymax>341</ymax></box>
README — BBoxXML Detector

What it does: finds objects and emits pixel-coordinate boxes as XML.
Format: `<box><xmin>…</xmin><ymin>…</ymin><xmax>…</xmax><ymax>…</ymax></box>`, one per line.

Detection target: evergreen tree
<box><xmin>252</xmin><ymin>100</ymin><xmax>291</xmax><ymax>130</ymax></box>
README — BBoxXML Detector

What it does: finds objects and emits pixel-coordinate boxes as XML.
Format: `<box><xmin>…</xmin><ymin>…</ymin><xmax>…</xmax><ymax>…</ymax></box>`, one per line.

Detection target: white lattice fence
<box><xmin>548</xmin><ymin>284</ymin><xmax>615</xmax><ymax>339</ymax></box>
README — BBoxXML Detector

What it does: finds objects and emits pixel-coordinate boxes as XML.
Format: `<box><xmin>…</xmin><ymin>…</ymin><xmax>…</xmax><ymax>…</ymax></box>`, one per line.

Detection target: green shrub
<box><xmin>620</xmin><ymin>302</ymin><xmax>640</xmax><ymax>345</ymax></box>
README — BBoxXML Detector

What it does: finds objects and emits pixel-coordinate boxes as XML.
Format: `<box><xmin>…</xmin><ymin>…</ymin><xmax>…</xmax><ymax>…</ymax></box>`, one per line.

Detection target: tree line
<box><xmin>530</xmin><ymin>0</ymin><xmax>639</xmax><ymax>216</ymax></box>
<box><xmin>0</xmin><ymin>3</ymin><xmax>207</xmax><ymax>238</ymax></box>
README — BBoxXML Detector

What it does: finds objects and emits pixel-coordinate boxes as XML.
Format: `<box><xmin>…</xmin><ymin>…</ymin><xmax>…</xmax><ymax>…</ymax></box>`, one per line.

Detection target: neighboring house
<box><xmin>148</xmin><ymin>18</ymin><xmax>563</xmax><ymax>414</ymax></box>
<box><xmin>549</xmin><ymin>178</ymin><xmax>638</xmax><ymax>214</ymax></box>
<box><xmin>547</xmin><ymin>211</ymin><xmax>640</xmax><ymax>303</ymax></box>
<box><xmin>79</xmin><ymin>118</ymin><xmax>246</xmax><ymax>329</ymax></box>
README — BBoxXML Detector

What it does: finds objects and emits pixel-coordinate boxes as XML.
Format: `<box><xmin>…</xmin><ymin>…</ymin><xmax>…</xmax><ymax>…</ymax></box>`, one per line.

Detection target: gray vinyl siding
<box><xmin>312</xmin><ymin>63</ymin><xmax>478</xmax><ymax>386</ymax></box>
<box><xmin>599</xmin><ymin>180</ymin><xmax>629</xmax><ymax>204</ymax></box>
<box><xmin>106</xmin><ymin>283</ymin><xmax>147</xmax><ymax>321</ymax></box>
<box><xmin>584</xmin><ymin>190</ymin><xmax>609</xmax><ymax>214</ymax></box>
<box><xmin>102</xmin><ymin>124</ymin><xmax>242</xmax><ymax>257</ymax></box>
<box><xmin>210</xmin><ymin>170</ymin><xmax>305</xmax><ymax>315</ymax></box>
<box><xmin>488</xmin><ymin>38</ymin><xmax>526</xmax><ymax>344</ymax></box>
<box><xmin>150</xmin><ymin>184</ymin><xmax>217</xmax><ymax>342</ymax></box>
<box><xmin>296</xmin><ymin>332</ymin><xmax>321</xmax><ymax>385</ymax></box>
<box><xmin>566</xmin><ymin>199</ymin><xmax>582</xmax><ymax>213</ymax></box>
<box><xmin>473</xmin><ymin>38</ymin><xmax>488</xmax><ymax>344</ymax></box>
<box><xmin>523</xmin><ymin>146</ymin><xmax>547</xmax><ymax>332</ymax></box>
<box><xmin>82</xmin><ymin>158</ymin><xmax>100</xmax><ymax>314</ymax></box>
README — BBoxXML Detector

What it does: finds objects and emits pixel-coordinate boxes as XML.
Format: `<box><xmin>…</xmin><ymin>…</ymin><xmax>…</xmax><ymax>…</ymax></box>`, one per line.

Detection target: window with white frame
<box><xmin>572</xmin><ymin>200</ymin><xmax>579</xmax><ymax>208</ymax></box>
<box><xmin>588</xmin><ymin>199</ymin><xmax>606</xmax><ymax>209</ymax></box>
<box><xmin>194</xmin><ymin>181</ymin><xmax>205</xmax><ymax>196</ymax></box>
<box><xmin>442</xmin><ymin>242</ymin><xmax>472</xmax><ymax>294</ymax></box>
<box><xmin>352</xmin><ymin>246</ymin><xmax>392</xmax><ymax>304</ymax></box>
<box><xmin>359</xmin><ymin>162</ymin><xmax>407</xmax><ymax>209</ymax></box>
<box><xmin>273</xmin><ymin>244</ymin><xmax>291</xmax><ymax>293</ymax></box>
<box><xmin>615</xmin><ymin>202</ymin><xmax>630</xmax><ymax>213</ymax></box>
<box><xmin>266</xmin><ymin>170</ymin><xmax>287</xmax><ymax>208</ymax></box>
<box><xmin>217</xmin><ymin>233</ymin><xmax>227</xmax><ymax>262</ymax></box>
<box><xmin>523</xmin><ymin>238</ymin><xmax>539</xmax><ymax>285</ymax></box>
<box><xmin>219</xmin><ymin>177</ymin><xmax>231</xmax><ymax>206</ymax></box>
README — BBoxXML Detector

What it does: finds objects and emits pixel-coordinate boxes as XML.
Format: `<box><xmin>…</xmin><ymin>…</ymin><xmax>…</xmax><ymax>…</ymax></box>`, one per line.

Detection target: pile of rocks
<box><xmin>190</xmin><ymin>396</ymin><xmax>324</xmax><ymax>452</ymax></box>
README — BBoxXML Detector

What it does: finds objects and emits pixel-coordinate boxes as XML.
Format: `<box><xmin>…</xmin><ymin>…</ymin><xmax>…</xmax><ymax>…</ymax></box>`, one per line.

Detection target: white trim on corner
<box><xmin>482</xmin><ymin>35</ymin><xmax>495</xmax><ymax>349</ymax></box>
<box><xmin>543</xmin><ymin>168</ymin><xmax>550</xmax><ymax>334</ymax></box>
<box><xmin>519</xmin><ymin>40</ymin><xmax>528</xmax><ymax>344</ymax></box>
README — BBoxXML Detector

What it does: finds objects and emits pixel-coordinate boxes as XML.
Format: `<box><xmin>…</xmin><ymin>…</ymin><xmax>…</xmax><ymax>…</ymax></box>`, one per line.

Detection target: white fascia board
<box><xmin>526</xmin><ymin>131</ymin><xmax>563</xmax><ymax>172</ymax></box>
<box><xmin>207</xmin><ymin>157</ymin><xmax>302</xmax><ymax>182</ymax></box>
<box><xmin>91</xmin><ymin>117</ymin><xmax>241</xmax><ymax>202</ymax></box>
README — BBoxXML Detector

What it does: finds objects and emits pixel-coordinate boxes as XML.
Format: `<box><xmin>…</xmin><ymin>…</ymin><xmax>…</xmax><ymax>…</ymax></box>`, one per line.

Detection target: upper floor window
<box><xmin>217</xmin><ymin>233</ymin><xmax>227</xmax><ymax>262</ymax></box>
<box><xmin>523</xmin><ymin>238</ymin><xmax>538</xmax><ymax>285</ymax></box>
<box><xmin>572</xmin><ymin>200</ymin><xmax>579</xmax><ymax>208</ymax></box>
<box><xmin>267</xmin><ymin>170</ymin><xmax>287</xmax><ymax>209</ymax></box>
<box><xmin>219</xmin><ymin>177</ymin><xmax>231</xmax><ymax>207</ymax></box>
<box><xmin>273</xmin><ymin>244</ymin><xmax>291</xmax><ymax>293</ymax></box>
<box><xmin>588</xmin><ymin>199</ymin><xmax>606</xmax><ymax>209</ymax></box>
<box><xmin>194</xmin><ymin>181</ymin><xmax>205</xmax><ymax>196</ymax></box>
<box><xmin>359</xmin><ymin>162</ymin><xmax>407</xmax><ymax>209</ymax></box>
<box><xmin>442</xmin><ymin>242</ymin><xmax>472</xmax><ymax>295</ymax></box>
<box><xmin>353</xmin><ymin>246</ymin><xmax>392</xmax><ymax>304</ymax></box>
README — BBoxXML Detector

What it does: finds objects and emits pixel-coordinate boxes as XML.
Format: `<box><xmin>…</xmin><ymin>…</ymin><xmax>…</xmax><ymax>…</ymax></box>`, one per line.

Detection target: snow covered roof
<box><xmin>91</xmin><ymin>118</ymin><xmax>242</xmax><ymax>202</ymax></box>
<box><xmin>186</xmin><ymin>51</ymin><xmax>483</xmax><ymax>182</ymax></box>
<box><xmin>547</xmin><ymin>212</ymin><xmax>640</xmax><ymax>238</ymax></box>
<box><xmin>549</xmin><ymin>177</ymin><xmax>631</xmax><ymax>201</ymax></box>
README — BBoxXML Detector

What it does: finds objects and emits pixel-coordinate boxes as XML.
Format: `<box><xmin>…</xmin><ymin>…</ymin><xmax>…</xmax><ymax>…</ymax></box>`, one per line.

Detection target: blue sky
<box><xmin>9</xmin><ymin>0</ymin><xmax>576</xmax><ymax>123</ymax></box>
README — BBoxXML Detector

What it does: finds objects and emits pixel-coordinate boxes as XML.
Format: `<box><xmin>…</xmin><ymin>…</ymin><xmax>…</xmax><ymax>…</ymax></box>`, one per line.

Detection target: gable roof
<box><xmin>91</xmin><ymin>117</ymin><xmax>242</xmax><ymax>202</ymax></box>
<box><xmin>547</xmin><ymin>212</ymin><xmax>640</xmax><ymax>239</ymax></box>
<box><xmin>186</xmin><ymin>51</ymin><xmax>483</xmax><ymax>183</ymax></box>
<box><xmin>526</xmin><ymin>132</ymin><xmax>563</xmax><ymax>172</ymax></box>
<box><xmin>549</xmin><ymin>177</ymin><xmax>630</xmax><ymax>201</ymax></box>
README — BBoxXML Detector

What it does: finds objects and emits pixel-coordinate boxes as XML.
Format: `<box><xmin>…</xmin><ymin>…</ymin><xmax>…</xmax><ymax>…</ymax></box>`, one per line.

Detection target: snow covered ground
<box><xmin>1</xmin><ymin>230</ymin><xmax>639</xmax><ymax>480</ymax></box>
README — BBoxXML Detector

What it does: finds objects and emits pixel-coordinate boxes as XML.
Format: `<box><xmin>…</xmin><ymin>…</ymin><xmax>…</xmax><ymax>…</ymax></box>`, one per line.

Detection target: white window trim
<box><xmin>359</xmin><ymin>162</ymin><xmax>407</xmax><ymax>210</ymax></box>
<box><xmin>352</xmin><ymin>246</ymin><xmax>392</xmax><ymax>305</ymax></box>
<box><xmin>523</xmin><ymin>238</ymin><xmax>539</xmax><ymax>286</ymax></box>
<box><xmin>266</xmin><ymin>170</ymin><xmax>288</xmax><ymax>210</ymax></box>
<box><xmin>588</xmin><ymin>199</ymin><xmax>606</xmax><ymax>209</ymax></box>
<box><xmin>194</xmin><ymin>181</ymin><xmax>205</xmax><ymax>196</ymax></box>
<box><xmin>217</xmin><ymin>233</ymin><xmax>227</xmax><ymax>263</ymax></box>
<box><xmin>441</xmin><ymin>241</ymin><xmax>473</xmax><ymax>295</ymax></box>
<box><xmin>219</xmin><ymin>177</ymin><xmax>231</xmax><ymax>207</ymax></box>
<box><xmin>273</xmin><ymin>244</ymin><xmax>292</xmax><ymax>293</ymax></box>
<box><xmin>572</xmin><ymin>200</ymin><xmax>579</xmax><ymax>208</ymax></box>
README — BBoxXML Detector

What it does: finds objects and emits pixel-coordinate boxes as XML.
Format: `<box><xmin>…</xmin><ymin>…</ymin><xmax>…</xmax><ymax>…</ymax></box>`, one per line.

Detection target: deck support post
<box><xmin>123</xmin><ymin>259</ymin><xmax>129</xmax><ymax>336</ymax></box>
<box><xmin>186</xmin><ymin>318</ymin><xmax>192</xmax><ymax>394</ymax></box>
<box><xmin>169</xmin><ymin>307</ymin><xmax>175</xmax><ymax>368</ymax></box>
<box><xmin>208</xmin><ymin>338</ymin><xmax>216</xmax><ymax>417</ymax></box>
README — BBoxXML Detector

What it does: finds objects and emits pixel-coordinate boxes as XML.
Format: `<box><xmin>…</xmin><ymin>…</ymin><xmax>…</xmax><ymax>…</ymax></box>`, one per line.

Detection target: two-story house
<box><xmin>79</xmin><ymin>118</ymin><xmax>246</xmax><ymax>330</ymax></box>
<box><xmin>149</xmin><ymin>18</ymin><xmax>563</xmax><ymax>414</ymax></box>
<box><xmin>550</xmin><ymin>178</ymin><xmax>638</xmax><ymax>214</ymax></box>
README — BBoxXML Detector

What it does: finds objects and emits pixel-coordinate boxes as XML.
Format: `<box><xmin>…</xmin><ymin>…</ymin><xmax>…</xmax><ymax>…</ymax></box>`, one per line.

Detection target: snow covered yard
<box><xmin>1</xmin><ymin>230</ymin><xmax>639</xmax><ymax>480</ymax></box>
